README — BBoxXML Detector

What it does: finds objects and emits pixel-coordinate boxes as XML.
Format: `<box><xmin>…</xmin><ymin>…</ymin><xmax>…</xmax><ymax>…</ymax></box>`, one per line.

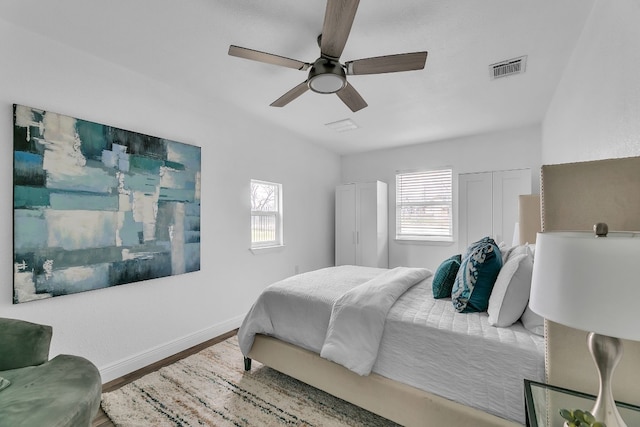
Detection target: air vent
<box><xmin>490</xmin><ymin>56</ymin><xmax>527</xmax><ymax>80</ymax></box>
<box><xmin>325</xmin><ymin>118</ymin><xmax>359</xmax><ymax>133</ymax></box>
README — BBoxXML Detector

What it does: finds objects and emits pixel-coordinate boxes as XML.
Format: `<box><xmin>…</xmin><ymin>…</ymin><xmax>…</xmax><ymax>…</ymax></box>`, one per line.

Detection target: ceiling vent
<box><xmin>325</xmin><ymin>118</ymin><xmax>359</xmax><ymax>133</ymax></box>
<box><xmin>490</xmin><ymin>56</ymin><xmax>527</xmax><ymax>80</ymax></box>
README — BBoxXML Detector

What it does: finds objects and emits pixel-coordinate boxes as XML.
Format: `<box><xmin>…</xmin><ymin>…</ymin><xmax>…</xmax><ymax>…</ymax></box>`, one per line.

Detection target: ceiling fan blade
<box><xmin>336</xmin><ymin>82</ymin><xmax>367</xmax><ymax>112</ymax></box>
<box><xmin>270</xmin><ymin>81</ymin><xmax>310</xmax><ymax>107</ymax></box>
<box><xmin>346</xmin><ymin>51</ymin><xmax>428</xmax><ymax>75</ymax></box>
<box><xmin>320</xmin><ymin>0</ymin><xmax>360</xmax><ymax>60</ymax></box>
<box><xmin>228</xmin><ymin>45</ymin><xmax>310</xmax><ymax>70</ymax></box>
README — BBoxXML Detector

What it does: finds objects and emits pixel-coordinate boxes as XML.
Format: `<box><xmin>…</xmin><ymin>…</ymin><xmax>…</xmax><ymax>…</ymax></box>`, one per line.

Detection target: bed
<box><xmin>239</xmin><ymin>155</ymin><xmax>640</xmax><ymax>426</ymax></box>
<box><xmin>239</xmin><ymin>258</ymin><xmax>544</xmax><ymax>426</ymax></box>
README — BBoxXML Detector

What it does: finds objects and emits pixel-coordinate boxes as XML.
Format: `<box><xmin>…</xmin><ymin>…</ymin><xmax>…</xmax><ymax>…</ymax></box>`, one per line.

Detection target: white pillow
<box><xmin>527</xmin><ymin>243</ymin><xmax>536</xmax><ymax>258</ymax></box>
<box><xmin>487</xmin><ymin>247</ymin><xmax>534</xmax><ymax>327</ymax></box>
<box><xmin>500</xmin><ymin>243</ymin><xmax>528</xmax><ymax>265</ymax></box>
<box><xmin>500</xmin><ymin>245</ymin><xmax>513</xmax><ymax>264</ymax></box>
<box><xmin>521</xmin><ymin>306</ymin><xmax>544</xmax><ymax>336</ymax></box>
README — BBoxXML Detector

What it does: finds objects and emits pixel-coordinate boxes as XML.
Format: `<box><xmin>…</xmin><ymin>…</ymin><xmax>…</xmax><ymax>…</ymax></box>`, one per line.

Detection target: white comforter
<box><xmin>238</xmin><ymin>265</ymin><xmax>545</xmax><ymax>424</ymax></box>
<box><xmin>237</xmin><ymin>265</ymin><xmax>431</xmax><ymax>375</ymax></box>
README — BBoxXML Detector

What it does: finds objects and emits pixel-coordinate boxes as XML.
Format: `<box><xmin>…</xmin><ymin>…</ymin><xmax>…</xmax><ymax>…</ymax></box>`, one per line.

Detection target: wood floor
<box><xmin>91</xmin><ymin>329</ymin><xmax>238</xmax><ymax>427</ymax></box>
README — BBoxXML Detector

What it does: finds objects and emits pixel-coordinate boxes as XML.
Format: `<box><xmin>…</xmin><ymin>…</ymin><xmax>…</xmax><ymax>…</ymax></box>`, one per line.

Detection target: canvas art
<box><xmin>13</xmin><ymin>104</ymin><xmax>201</xmax><ymax>303</ymax></box>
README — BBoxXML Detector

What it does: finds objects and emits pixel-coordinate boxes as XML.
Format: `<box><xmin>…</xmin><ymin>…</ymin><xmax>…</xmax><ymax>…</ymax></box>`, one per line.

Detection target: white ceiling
<box><xmin>0</xmin><ymin>0</ymin><xmax>595</xmax><ymax>155</ymax></box>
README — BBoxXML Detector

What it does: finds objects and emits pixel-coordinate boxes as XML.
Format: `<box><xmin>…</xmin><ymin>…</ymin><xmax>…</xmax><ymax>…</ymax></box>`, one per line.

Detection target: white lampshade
<box><xmin>530</xmin><ymin>230</ymin><xmax>640</xmax><ymax>341</ymax></box>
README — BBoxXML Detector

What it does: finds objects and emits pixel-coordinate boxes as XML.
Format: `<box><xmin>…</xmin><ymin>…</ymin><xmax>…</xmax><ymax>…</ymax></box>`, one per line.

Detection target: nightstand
<box><xmin>524</xmin><ymin>379</ymin><xmax>640</xmax><ymax>427</ymax></box>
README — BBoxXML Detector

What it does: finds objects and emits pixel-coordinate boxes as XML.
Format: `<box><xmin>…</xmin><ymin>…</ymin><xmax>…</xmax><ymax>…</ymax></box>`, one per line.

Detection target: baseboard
<box><xmin>98</xmin><ymin>315</ymin><xmax>244</xmax><ymax>383</ymax></box>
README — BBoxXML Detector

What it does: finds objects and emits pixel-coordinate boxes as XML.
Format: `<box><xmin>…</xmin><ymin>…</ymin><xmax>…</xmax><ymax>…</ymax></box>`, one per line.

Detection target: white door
<box><xmin>492</xmin><ymin>169</ymin><xmax>531</xmax><ymax>245</ymax></box>
<box><xmin>356</xmin><ymin>182</ymin><xmax>377</xmax><ymax>266</ymax></box>
<box><xmin>458</xmin><ymin>169</ymin><xmax>531</xmax><ymax>251</ymax></box>
<box><xmin>458</xmin><ymin>172</ymin><xmax>493</xmax><ymax>252</ymax></box>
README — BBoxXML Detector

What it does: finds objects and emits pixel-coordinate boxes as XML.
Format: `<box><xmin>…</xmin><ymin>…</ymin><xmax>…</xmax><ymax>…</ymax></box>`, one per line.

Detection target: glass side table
<box><xmin>524</xmin><ymin>379</ymin><xmax>640</xmax><ymax>427</ymax></box>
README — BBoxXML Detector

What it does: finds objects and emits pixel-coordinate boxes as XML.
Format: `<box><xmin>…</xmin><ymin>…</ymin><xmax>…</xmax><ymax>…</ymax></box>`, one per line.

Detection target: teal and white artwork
<box><xmin>13</xmin><ymin>104</ymin><xmax>201</xmax><ymax>303</ymax></box>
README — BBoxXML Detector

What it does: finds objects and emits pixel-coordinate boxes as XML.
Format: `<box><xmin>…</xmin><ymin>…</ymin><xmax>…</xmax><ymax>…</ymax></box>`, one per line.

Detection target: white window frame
<box><xmin>395</xmin><ymin>168</ymin><xmax>453</xmax><ymax>242</ymax></box>
<box><xmin>250</xmin><ymin>179</ymin><xmax>283</xmax><ymax>249</ymax></box>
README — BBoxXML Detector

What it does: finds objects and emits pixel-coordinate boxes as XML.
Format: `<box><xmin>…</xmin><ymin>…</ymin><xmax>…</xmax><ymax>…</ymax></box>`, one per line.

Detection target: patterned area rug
<box><xmin>101</xmin><ymin>336</ymin><xmax>399</xmax><ymax>426</ymax></box>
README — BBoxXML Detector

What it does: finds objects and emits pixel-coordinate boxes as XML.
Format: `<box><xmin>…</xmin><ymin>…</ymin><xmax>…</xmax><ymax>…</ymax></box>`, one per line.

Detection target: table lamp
<box><xmin>530</xmin><ymin>223</ymin><xmax>640</xmax><ymax>427</ymax></box>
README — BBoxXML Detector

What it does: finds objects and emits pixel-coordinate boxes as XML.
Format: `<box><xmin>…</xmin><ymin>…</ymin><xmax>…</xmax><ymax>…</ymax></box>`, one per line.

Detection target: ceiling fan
<box><xmin>228</xmin><ymin>0</ymin><xmax>428</xmax><ymax>112</ymax></box>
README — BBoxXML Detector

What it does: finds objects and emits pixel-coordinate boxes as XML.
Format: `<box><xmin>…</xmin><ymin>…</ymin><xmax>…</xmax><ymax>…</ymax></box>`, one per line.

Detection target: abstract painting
<box><xmin>13</xmin><ymin>104</ymin><xmax>201</xmax><ymax>303</ymax></box>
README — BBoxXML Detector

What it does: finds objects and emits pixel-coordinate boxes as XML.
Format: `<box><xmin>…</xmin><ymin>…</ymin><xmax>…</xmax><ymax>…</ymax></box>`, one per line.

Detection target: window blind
<box><xmin>396</xmin><ymin>168</ymin><xmax>453</xmax><ymax>240</ymax></box>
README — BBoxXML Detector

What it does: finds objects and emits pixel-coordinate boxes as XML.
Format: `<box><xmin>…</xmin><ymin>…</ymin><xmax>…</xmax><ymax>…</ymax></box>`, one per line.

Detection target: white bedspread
<box><xmin>237</xmin><ymin>265</ymin><xmax>545</xmax><ymax>424</ymax></box>
<box><xmin>320</xmin><ymin>267</ymin><xmax>432</xmax><ymax>375</ymax></box>
<box><xmin>374</xmin><ymin>275</ymin><xmax>545</xmax><ymax>424</ymax></box>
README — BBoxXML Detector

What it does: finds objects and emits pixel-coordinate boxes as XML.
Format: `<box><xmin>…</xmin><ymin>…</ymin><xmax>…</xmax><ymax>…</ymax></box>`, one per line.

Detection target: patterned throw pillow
<box><xmin>452</xmin><ymin>237</ymin><xmax>503</xmax><ymax>313</ymax></box>
<box><xmin>432</xmin><ymin>254</ymin><xmax>462</xmax><ymax>298</ymax></box>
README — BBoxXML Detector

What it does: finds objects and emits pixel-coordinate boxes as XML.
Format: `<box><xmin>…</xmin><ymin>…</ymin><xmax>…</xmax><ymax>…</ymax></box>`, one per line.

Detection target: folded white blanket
<box><xmin>237</xmin><ymin>266</ymin><xmax>386</xmax><ymax>357</ymax></box>
<box><xmin>320</xmin><ymin>267</ymin><xmax>432</xmax><ymax>375</ymax></box>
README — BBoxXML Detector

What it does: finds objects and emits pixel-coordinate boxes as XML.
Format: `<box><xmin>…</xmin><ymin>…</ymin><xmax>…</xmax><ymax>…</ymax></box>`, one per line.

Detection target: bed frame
<box><xmin>245</xmin><ymin>155</ymin><xmax>640</xmax><ymax>426</ymax></box>
<box><xmin>247</xmin><ymin>335</ymin><xmax>516</xmax><ymax>426</ymax></box>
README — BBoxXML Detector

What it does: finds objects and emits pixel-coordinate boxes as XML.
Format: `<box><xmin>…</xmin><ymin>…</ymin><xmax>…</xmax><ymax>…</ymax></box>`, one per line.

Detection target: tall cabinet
<box><xmin>335</xmin><ymin>181</ymin><xmax>388</xmax><ymax>268</ymax></box>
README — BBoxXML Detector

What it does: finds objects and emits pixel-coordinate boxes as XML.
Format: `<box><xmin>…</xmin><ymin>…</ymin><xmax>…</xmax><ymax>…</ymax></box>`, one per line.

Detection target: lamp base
<box><xmin>587</xmin><ymin>332</ymin><xmax>627</xmax><ymax>427</ymax></box>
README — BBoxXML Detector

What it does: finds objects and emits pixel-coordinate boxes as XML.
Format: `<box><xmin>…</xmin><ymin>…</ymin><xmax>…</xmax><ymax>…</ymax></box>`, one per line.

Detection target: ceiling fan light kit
<box><xmin>308</xmin><ymin>58</ymin><xmax>346</xmax><ymax>94</ymax></box>
<box><xmin>228</xmin><ymin>0</ymin><xmax>428</xmax><ymax>112</ymax></box>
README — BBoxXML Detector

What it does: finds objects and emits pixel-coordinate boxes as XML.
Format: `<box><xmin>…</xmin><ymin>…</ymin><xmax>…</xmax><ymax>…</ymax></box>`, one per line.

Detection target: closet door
<box><xmin>458</xmin><ymin>172</ymin><xmax>493</xmax><ymax>252</ymax></box>
<box><xmin>492</xmin><ymin>169</ymin><xmax>531</xmax><ymax>245</ymax></box>
<box><xmin>335</xmin><ymin>184</ymin><xmax>356</xmax><ymax>265</ymax></box>
<box><xmin>458</xmin><ymin>169</ymin><xmax>531</xmax><ymax>251</ymax></box>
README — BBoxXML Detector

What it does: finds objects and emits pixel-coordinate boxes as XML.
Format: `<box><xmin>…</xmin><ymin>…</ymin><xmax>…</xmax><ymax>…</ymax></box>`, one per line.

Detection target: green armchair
<box><xmin>0</xmin><ymin>318</ymin><xmax>102</xmax><ymax>427</ymax></box>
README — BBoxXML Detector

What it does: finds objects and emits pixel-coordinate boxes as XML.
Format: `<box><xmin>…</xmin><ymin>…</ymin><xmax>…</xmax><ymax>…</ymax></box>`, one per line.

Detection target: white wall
<box><xmin>0</xmin><ymin>20</ymin><xmax>340</xmax><ymax>382</ymax></box>
<box><xmin>341</xmin><ymin>124</ymin><xmax>541</xmax><ymax>270</ymax></box>
<box><xmin>543</xmin><ymin>0</ymin><xmax>640</xmax><ymax>163</ymax></box>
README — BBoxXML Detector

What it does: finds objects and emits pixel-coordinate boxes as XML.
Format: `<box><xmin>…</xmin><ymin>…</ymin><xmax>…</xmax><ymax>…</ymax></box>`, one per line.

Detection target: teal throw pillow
<box><xmin>452</xmin><ymin>237</ymin><xmax>503</xmax><ymax>313</ymax></box>
<box><xmin>462</xmin><ymin>236</ymin><xmax>496</xmax><ymax>258</ymax></box>
<box><xmin>432</xmin><ymin>254</ymin><xmax>462</xmax><ymax>298</ymax></box>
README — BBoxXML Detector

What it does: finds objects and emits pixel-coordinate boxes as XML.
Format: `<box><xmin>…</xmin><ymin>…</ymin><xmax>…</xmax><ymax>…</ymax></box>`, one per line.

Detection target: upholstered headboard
<box><xmin>541</xmin><ymin>156</ymin><xmax>640</xmax><ymax>405</ymax></box>
<box><xmin>518</xmin><ymin>194</ymin><xmax>541</xmax><ymax>245</ymax></box>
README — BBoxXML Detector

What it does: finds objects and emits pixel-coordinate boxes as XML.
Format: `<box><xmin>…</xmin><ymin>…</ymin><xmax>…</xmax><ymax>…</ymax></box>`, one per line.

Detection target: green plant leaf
<box><xmin>583</xmin><ymin>411</ymin><xmax>596</xmax><ymax>424</ymax></box>
<box><xmin>560</xmin><ymin>408</ymin><xmax>574</xmax><ymax>421</ymax></box>
<box><xmin>559</xmin><ymin>408</ymin><xmax>606</xmax><ymax>427</ymax></box>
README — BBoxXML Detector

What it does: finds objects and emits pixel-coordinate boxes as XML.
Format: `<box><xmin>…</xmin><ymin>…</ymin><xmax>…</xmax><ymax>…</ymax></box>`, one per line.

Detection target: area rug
<box><xmin>101</xmin><ymin>336</ymin><xmax>399</xmax><ymax>426</ymax></box>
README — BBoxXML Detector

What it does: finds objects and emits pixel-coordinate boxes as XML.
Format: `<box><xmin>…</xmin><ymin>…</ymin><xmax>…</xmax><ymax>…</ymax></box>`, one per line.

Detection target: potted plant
<box><xmin>560</xmin><ymin>408</ymin><xmax>606</xmax><ymax>427</ymax></box>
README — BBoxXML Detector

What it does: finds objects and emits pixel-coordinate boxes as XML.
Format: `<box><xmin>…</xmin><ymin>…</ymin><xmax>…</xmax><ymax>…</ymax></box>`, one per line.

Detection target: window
<box><xmin>250</xmin><ymin>179</ymin><xmax>283</xmax><ymax>248</ymax></box>
<box><xmin>396</xmin><ymin>168</ymin><xmax>453</xmax><ymax>241</ymax></box>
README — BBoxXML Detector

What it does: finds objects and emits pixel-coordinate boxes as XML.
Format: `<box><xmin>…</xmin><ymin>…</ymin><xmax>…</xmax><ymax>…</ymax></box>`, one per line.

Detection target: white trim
<box><xmin>395</xmin><ymin>167</ymin><xmax>453</xmax><ymax>241</ymax></box>
<box><xmin>395</xmin><ymin>236</ymin><xmax>454</xmax><ymax>243</ymax></box>
<box><xmin>250</xmin><ymin>179</ymin><xmax>283</xmax><ymax>248</ymax></box>
<box><xmin>249</xmin><ymin>244</ymin><xmax>285</xmax><ymax>254</ymax></box>
<box><xmin>97</xmin><ymin>315</ymin><xmax>244</xmax><ymax>383</ymax></box>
